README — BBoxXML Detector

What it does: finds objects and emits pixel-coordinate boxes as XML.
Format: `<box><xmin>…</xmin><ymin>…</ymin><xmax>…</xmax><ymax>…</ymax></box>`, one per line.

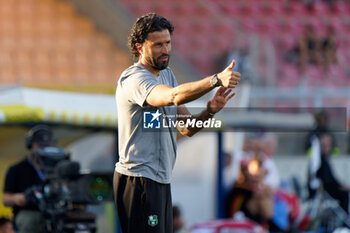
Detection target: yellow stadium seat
<box><xmin>36</xmin><ymin>1</ymin><xmax>56</xmax><ymax>17</ymax></box>
<box><xmin>56</xmin><ymin>0</ymin><xmax>75</xmax><ymax>17</ymax></box>
<box><xmin>17</xmin><ymin>18</ymin><xmax>35</xmax><ymax>36</ymax></box>
<box><xmin>56</xmin><ymin>18</ymin><xmax>75</xmax><ymax>34</ymax></box>
<box><xmin>73</xmin><ymin>50</ymin><xmax>90</xmax><ymax>67</ymax></box>
<box><xmin>75</xmin><ymin>16</ymin><xmax>95</xmax><ymax>36</ymax></box>
<box><xmin>94</xmin><ymin>34</ymin><xmax>113</xmax><ymax>51</ymax></box>
<box><xmin>17</xmin><ymin>37</ymin><xmax>36</xmax><ymax>51</ymax></box>
<box><xmin>0</xmin><ymin>67</ymin><xmax>17</xmax><ymax>84</ymax></box>
<box><xmin>0</xmin><ymin>36</ymin><xmax>17</xmax><ymax>51</ymax></box>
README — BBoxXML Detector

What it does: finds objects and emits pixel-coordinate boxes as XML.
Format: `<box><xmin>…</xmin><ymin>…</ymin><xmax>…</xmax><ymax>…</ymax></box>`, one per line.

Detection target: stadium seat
<box><xmin>154</xmin><ymin>2</ymin><xmax>176</xmax><ymax>16</ymax></box>
<box><xmin>279</xmin><ymin>63</ymin><xmax>301</xmax><ymax>87</ymax></box>
<box><xmin>0</xmin><ymin>35</ymin><xmax>17</xmax><ymax>51</ymax></box>
<box><xmin>288</xmin><ymin>1</ymin><xmax>309</xmax><ymax>16</ymax></box>
<box><xmin>56</xmin><ymin>18</ymin><xmax>75</xmax><ymax>35</ymax></box>
<box><xmin>330</xmin><ymin>15</ymin><xmax>346</xmax><ymax>32</ymax></box>
<box><xmin>191</xmin><ymin>55</ymin><xmax>213</xmax><ymax>76</ymax></box>
<box><xmin>75</xmin><ymin>17</ymin><xmax>94</xmax><ymax>36</ymax></box>
<box><xmin>56</xmin><ymin>0</ymin><xmax>75</xmax><ymax>17</ymax></box>
<box><xmin>326</xmin><ymin>64</ymin><xmax>347</xmax><ymax>87</ymax></box>
<box><xmin>94</xmin><ymin>34</ymin><xmax>113</xmax><ymax>51</ymax></box>
<box><xmin>175</xmin><ymin>1</ymin><xmax>198</xmax><ymax>17</ymax></box>
<box><xmin>55</xmin><ymin>34</ymin><xmax>75</xmax><ymax>52</ymax></box>
<box><xmin>0</xmin><ymin>64</ymin><xmax>17</xmax><ymax>83</ymax></box>
<box><xmin>92</xmin><ymin>50</ymin><xmax>109</xmax><ymax>66</ymax></box>
<box><xmin>17</xmin><ymin>36</ymin><xmax>36</xmax><ymax>51</ymax></box>
<box><xmin>17</xmin><ymin>0</ymin><xmax>35</xmax><ymax>18</ymax></box>
<box><xmin>311</xmin><ymin>2</ymin><xmax>331</xmax><ymax>15</ymax></box>
<box><xmin>280</xmin><ymin>15</ymin><xmax>304</xmax><ymax>37</ymax></box>
<box><xmin>304</xmin><ymin>65</ymin><xmax>324</xmax><ymax>87</ymax></box>
<box><xmin>17</xmin><ymin>17</ymin><xmax>35</xmax><ymax>36</ymax></box>
<box><xmin>35</xmin><ymin>18</ymin><xmax>55</xmax><ymax>36</ymax></box>
<box><xmin>266</xmin><ymin>0</ymin><xmax>285</xmax><ymax>15</ymax></box>
<box><xmin>0</xmin><ymin>17</ymin><xmax>16</xmax><ymax>37</ymax></box>
<box><xmin>15</xmin><ymin>51</ymin><xmax>32</xmax><ymax>67</ymax></box>
<box><xmin>306</xmin><ymin>15</ymin><xmax>327</xmax><ymax>37</ymax></box>
<box><xmin>36</xmin><ymin>1</ymin><xmax>56</xmax><ymax>18</ymax></box>
<box><xmin>221</xmin><ymin>1</ymin><xmax>240</xmax><ymax>17</ymax></box>
<box><xmin>277</xmin><ymin>31</ymin><xmax>298</xmax><ymax>52</ymax></box>
<box><xmin>260</xmin><ymin>16</ymin><xmax>281</xmax><ymax>35</ymax></box>
<box><xmin>334</xmin><ymin>1</ymin><xmax>350</xmax><ymax>14</ymax></box>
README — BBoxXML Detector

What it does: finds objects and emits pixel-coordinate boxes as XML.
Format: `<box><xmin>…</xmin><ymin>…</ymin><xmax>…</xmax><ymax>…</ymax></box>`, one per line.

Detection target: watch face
<box><xmin>211</xmin><ymin>75</ymin><xmax>219</xmax><ymax>87</ymax></box>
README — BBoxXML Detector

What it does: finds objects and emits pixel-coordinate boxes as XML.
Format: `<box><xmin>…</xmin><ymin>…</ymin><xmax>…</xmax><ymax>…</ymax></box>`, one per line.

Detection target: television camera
<box><xmin>25</xmin><ymin>146</ymin><xmax>113</xmax><ymax>233</ymax></box>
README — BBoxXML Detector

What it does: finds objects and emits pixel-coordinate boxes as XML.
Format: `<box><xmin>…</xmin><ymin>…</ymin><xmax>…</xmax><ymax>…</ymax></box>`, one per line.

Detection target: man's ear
<box><xmin>135</xmin><ymin>43</ymin><xmax>143</xmax><ymax>56</ymax></box>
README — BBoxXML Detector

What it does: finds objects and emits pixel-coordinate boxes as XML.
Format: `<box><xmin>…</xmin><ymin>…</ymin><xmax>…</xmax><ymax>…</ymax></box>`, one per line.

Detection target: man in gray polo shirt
<box><xmin>114</xmin><ymin>13</ymin><xmax>240</xmax><ymax>233</ymax></box>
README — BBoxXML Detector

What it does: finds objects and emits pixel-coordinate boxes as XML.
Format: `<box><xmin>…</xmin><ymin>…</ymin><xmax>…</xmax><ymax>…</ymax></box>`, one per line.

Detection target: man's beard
<box><xmin>146</xmin><ymin>54</ymin><xmax>170</xmax><ymax>70</ymax></box>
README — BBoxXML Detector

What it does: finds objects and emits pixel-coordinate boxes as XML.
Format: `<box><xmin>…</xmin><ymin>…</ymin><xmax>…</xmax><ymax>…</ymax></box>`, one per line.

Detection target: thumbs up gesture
<box><xmin>217</xmin><ymin>60</ymin><xmax>241</xmax><ymax>88</ymax></box>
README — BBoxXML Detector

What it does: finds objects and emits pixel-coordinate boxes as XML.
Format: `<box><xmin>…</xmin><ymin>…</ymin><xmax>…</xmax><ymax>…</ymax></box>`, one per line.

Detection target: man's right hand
<box><xmin>217</xmin><ymin>60</ymin><xmax>241</xmax><ymax>88</ymax></box>
<box><xmin>13</xmin><ymin>193</ymin><xmax>27</xmax><ymax>206</ymax></box>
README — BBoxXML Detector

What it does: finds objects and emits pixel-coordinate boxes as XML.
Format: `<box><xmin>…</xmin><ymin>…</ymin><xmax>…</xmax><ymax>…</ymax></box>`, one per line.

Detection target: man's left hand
<box><xmin>207</xmin><ymin>87</ymin><xmax>235</xmax><ymax>114</ymax></box>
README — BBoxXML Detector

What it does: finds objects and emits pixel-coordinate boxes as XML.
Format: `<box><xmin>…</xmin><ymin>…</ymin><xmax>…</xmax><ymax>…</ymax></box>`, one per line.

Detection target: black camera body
<box><xmin>25</xmin><ymin>147</ymin><xmax>113</xmax><ymax>233</ymax></box>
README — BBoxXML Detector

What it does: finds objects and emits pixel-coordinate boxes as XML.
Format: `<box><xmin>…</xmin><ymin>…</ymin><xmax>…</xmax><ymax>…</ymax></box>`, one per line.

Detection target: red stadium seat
<box><xmin>304</xmin><ymin>65</ymin><xmax>324</xmax><ymax>87</ymax></box>
<box><xmin>288</xmin><ymin>1</ymin><xmax>309</xmax><ymax>16</ymax></box>
<box><xmin>278</xmin><ymin>31</ymin><xmax>298</xmax><ymax>52</ymax></box>
<box><xmin>307</xmin><ymin>15</ymin><xmax>327</xmax><ymax>38</ymax></box>
<box><xmin>311</xmin><ymin>2</ymin><xmax>331</xmax><ymax>16</ymax></box>
<box><xmin>334</xmin><ymin>1</ymin><xmax>350</xmax><ymax>14</ymax></box>
<box><xmin>222</xmin><ymin>1</ymin><xmax>240</xmax><ymax>17</ymax></box>
<box><xmin>330</xmin><ymin>15</ymin><xmax>346</xmax><ymax>32</ymax></box>
<box><xmin>266</xmin><ymin>0</ymin><xmax>285</xmax><ymax>15</ymax></box>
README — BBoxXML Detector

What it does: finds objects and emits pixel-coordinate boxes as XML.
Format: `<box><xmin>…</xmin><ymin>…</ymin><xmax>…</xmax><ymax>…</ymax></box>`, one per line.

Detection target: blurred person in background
<box><xmin>307</xmin><ymin>133</ymin><xmax>350</xmax><ymax>214</ymax></box>
<box><xmin>0</xmin><ymin>217</ymin><xmax>15</xmax><ymax>233</ymax></box>
<box><xmin>172</xmin><ymin>205</ymin><xmax>189</xmax><ymax>233</ymax></box>
<box><xmin>225</xmin><ymin>156</ymin><xmax>274</xmax><ymax>229</ymax></box>
<box><xmin>260</xmin><ymin>133</ymin><xmax>281</xmax><ymax>189</ymax></box>
<box><xmin>114</xmin><ymin>13</ymin><xmax>240</xmax><ymax>233</ymax></box>
<box><xmin>305</xmin><ymin>111</ymin><xmax>338</xmax><ymax>154</ymax></box>
<box><xmin>321</xmin><ymin>25</ymin><xmax>338</xmax><ymax>70</ymax></box>
<box><xmin>2</xmin><ymin>125</ymin><xmax>55</xmax><ymax>233</ymax></box>
<box><xmin>296</xmin><ymin>24</ymin><xmax>323</xmax><ymax>72</ymax></box>
<box><xmin>226</xmin><ymin>133</ymin><xmax>293</xmax><ymax>232</ymax></box>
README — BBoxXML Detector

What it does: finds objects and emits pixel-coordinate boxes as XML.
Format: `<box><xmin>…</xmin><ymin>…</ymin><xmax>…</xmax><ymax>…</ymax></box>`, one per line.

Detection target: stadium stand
<box><xmin>116</xmin><ymin>0</ymin><xmax>350</xmax><ymax>88</ymax></box>
<box><xmin>1</xmin><ymin>0</ymin><xmax>348</xmax><ymax>90</ymax></box>
<box><xmin>0</xmin><ymin>0</ymin><xmax>132</xmax><ymax>92</ymax></box>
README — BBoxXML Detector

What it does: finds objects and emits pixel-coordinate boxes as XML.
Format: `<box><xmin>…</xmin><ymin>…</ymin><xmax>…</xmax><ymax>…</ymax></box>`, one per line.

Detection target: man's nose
<box><xmin>161</xmin><ymin>44</ymin><xmax>169</xmax><ymax>54</ymax></box>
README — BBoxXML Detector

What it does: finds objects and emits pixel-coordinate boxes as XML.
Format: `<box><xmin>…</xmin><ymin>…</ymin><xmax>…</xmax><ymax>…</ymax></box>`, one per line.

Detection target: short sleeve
<box><xmin>4</xmin><ymin>167</ymin><xmax>17</xmax><ymax>193</ymax></box>
<box><xmin>122</xmin><ymin>73</ymin><xmax>159</xmax><ymax>107</ymax></box>
<box><xmin>168</xmin><ymin>68</ymin><xmax>178</xmax><ymax>88</ymax></box>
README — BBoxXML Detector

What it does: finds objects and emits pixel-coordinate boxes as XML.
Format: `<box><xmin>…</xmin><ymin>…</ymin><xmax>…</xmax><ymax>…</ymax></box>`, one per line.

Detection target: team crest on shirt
<box><xmin>148</xmin><ymin>215</ymin><xmax>158</xmax><ymax>227</ymax></box>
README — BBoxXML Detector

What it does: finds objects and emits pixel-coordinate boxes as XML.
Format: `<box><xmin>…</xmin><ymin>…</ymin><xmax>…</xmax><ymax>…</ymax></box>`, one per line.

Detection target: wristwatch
<box><xmin>210</xmin><ymin>74</ymin><xmax>220</xmax><ymax>87</ymax></box>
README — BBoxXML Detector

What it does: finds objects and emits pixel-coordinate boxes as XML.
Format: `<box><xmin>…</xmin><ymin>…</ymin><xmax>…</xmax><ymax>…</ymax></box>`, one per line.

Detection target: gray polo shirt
<box><xmin>115</xmin><ymin>63</ymin><xmax>178</xmax><ymax>184</ymax></box>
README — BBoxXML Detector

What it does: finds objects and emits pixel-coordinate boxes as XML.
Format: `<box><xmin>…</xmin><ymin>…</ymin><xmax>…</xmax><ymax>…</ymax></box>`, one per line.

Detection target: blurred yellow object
<box><xmin>0</xmin><ymin>87</ymin><xmax>117</xmax><ymax>128</ymax></box>
<box><xmin>0</xmin><ymin>105</ymin><xmax>44</xmax><ymax>123</ymax></box>
<box><xmin>247</xmin><ymin>159</ymin><xmax>260</xmax><ymax>176</ymax></box>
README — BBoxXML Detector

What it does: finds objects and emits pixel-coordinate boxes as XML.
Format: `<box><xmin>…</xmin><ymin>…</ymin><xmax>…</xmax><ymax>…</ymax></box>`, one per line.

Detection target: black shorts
<box><xmin>113</xmin><ymin>172</ymin><xmax>172</xmax><ymax>233</ymax></box>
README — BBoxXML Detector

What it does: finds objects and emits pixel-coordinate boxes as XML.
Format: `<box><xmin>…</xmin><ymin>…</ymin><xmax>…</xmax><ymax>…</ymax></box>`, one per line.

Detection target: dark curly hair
<box><xmin>128</xmin><ymin>13</ymin><xmax>174</xmax><ymax>59</ymax></box>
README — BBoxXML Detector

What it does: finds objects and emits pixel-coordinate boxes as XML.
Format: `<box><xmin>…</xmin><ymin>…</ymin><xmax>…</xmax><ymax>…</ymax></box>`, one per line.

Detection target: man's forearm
<box><xmin>3</xmin><ymin>192</ymin><xmax>26</xmax><ymax>207</ymax></box>
<box><xmin>171</xmin><ymin>76</ymin><xmax>215</xmax><ymax>106</ymax></box>
<box><xmin>3</xmin><ymin>193</ymin><xmax>15</xmax><ymax>207</ymax></box>
<box><xmin>178</xmin><ymin>107</ymin><xmax>214</xmax><ymax>137</ymax></box>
